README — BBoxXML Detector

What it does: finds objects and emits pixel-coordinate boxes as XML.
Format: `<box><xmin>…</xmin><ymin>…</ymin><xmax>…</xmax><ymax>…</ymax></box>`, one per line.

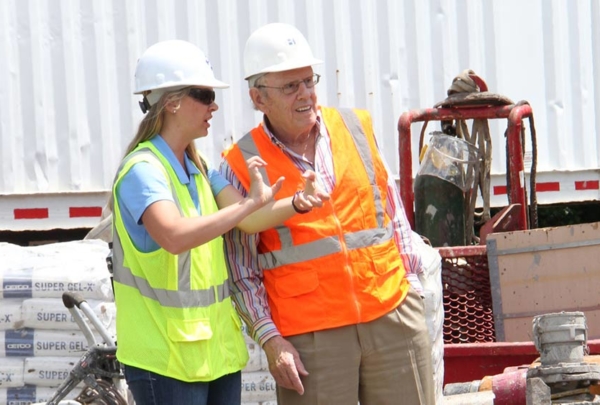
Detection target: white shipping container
<box><xmin>1</xmin><ymin>0</ymin><xmax>599</xmax><ymax>231</ymax></box>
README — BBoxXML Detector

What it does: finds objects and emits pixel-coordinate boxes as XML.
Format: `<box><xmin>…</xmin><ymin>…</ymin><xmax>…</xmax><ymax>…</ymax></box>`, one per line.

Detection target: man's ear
<box><xmin>249</xmin><ymin>88</ymin><xmax>268</xmax><ymax>114</ymax></box>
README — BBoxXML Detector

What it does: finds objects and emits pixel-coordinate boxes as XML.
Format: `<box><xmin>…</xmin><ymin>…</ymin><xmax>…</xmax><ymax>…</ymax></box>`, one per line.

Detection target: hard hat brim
<box><xmin>134</xmin><ymin>78</ymin><xmax>229</xmax><ymax>94</ymax></box>
<box><xmin>244</xmin><ymin>58</ymin><xmax>323</xmax><ymax>80</ymax></box>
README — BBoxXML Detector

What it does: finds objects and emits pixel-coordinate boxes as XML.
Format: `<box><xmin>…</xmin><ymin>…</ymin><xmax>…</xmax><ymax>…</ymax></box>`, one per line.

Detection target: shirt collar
<box><xmin>262</xmin><ymin>109</ymin><xmax>323</xmax><ymax>150</ymax></box>
<box><xmin>150</xmin><ymin>135</ymin><xmax>200</xmax><ymax>185</ymax></box>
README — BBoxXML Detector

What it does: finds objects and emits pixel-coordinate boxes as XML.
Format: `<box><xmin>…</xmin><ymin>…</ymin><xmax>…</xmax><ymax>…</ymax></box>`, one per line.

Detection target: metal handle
<box><xmin>62</xmin><ymin>291</ymin><xmax>86</xmax><ymax>309</ymax></box>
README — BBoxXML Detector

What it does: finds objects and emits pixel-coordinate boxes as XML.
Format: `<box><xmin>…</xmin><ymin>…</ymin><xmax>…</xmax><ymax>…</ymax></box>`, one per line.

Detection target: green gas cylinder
<box><xmin>414</xmin><ymin>132</ymin><xmax>477</xmax><ymax>247</ymax></box>
<box><xmin>414</xmin><ymin>174</ymin><xmax>466</xmax><ymax>247</ymax></box>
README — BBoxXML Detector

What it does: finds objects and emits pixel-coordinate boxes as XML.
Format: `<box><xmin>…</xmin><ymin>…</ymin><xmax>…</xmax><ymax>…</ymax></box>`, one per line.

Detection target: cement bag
<box><xmin>21</xmin><ymin>298</ymin><xmax>116</xmax><ymax>335</ymax></box>
<box><xmin>0</xmin><ymin>240</ymin><xmax>113</xmax><ymax>301</ymax></box>
<box><xmin>0</xmin><ymin>329</ymin><xmax>89</xmax><ymax>357</ymax></box>
<box><xmin>0</xmin><ymin>358</ymin><xmax>24</xmax><ymax>388</ymax></box>
<box><xmin>0</xmin><ymin>386</ymin><xmax>78</xmax><ymax>405</ymax></box>
<box><xmin>241</xmin><ymin>371</ymin><xmax>277</xmax><ymax>403</ymax></box>
<box><xmin>414</xmin><ymin>232</ymin><xmax>445</xmax><ymax>404</ymax></box>
<box><xmin>0</xmin><ymin>243</ymin><xmax>29</xmax><ymax>271</ymax></box>
<box><xmin>0</xmin><ymin>299</ymin><xmax>23</xmax><ymax>331</ymax></box>
<box><xmin>23</xmin><ymin>357</ymin><xmax>82</xmax><ymax>388</ymax></box>
<box><xmin>84</xmin><ymin>207</ymin><xmax>112</xmax><ymax>243</ymax></box>
<box><xmin>243</xmin><ymin>340</ymin><xmax>263</xmax><ymax>373</ymax></box>
<box><xmin>241</xmin><ymin>322</ymin><xmax>270</xmax><ymax>373</ymax></box>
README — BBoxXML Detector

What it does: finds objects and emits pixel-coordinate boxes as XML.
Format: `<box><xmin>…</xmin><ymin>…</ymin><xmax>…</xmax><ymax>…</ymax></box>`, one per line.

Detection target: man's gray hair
<box><xmin>247</xmin><ymin>73</ymin><xmax>267</xmax><ymax>88</ymax></box>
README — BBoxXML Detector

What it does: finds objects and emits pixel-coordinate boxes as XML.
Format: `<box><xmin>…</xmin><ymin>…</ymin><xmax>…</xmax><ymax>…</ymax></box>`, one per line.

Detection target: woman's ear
<box><xmin>165</xmin><ymin>100</ymin><xmax>179</xmax><ymax>114</ymax></box>
<box><xmin>164</xmin><ymin>98</ymin><xmax>180</xmax><ymax>114</ymax></box>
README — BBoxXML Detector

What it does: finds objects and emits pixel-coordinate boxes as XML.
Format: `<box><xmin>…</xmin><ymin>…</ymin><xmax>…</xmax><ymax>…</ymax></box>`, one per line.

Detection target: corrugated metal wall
<box><xmin>1</xmin><ymin>0</ymin><xmax>599</xmax><ymax>201</ymax></box>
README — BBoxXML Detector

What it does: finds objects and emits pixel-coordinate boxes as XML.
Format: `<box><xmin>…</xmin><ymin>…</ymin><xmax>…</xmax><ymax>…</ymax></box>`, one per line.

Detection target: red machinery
<box><xmin>398</xmin><ymin>102</ymin><xmax>538</xmax><ymax>388</ymax></box>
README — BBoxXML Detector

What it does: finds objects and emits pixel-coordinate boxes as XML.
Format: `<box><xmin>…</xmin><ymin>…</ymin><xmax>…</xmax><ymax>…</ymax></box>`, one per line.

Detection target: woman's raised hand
<box><xmin>246</xmin><ymin>159</ymin><xmax>329</xmax><ymax>212</ymax></box>
<box><xmin>246</xmin><ymin>156</ymin><xmax>284</xmax><ymax>207</ymax></box>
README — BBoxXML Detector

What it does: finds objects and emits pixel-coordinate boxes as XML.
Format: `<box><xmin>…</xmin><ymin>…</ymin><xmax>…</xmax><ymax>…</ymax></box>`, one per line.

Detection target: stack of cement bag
<box><xmin>0</xmin><ymin>240</ymin><xmax>115</xmax><ymax>405</ymax></box>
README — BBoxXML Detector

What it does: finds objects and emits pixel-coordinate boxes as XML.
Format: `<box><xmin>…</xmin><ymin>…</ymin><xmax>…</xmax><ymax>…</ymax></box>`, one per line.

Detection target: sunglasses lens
<box><xmin>189</xmin><ymin>89</ymin><xmax>215</xmax><ymax>105</ymax></box>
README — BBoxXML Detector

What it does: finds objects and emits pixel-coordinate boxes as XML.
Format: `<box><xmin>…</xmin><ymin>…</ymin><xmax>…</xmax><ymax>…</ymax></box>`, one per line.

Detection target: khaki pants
<box><xmin>278</xmin><ymin>287</ymin><xmax>434</xmax><ymax>405</ymax></box>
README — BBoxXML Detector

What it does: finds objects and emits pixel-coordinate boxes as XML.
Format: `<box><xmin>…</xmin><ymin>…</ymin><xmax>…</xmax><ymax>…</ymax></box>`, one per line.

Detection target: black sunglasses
<box><xmin>188</xmin><ymin>88</ymin><xmax>216</xmax><ymax>105</ymax></box>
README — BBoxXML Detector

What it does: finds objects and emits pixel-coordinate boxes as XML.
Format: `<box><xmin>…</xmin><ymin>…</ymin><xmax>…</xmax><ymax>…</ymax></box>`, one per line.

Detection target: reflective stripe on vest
<box><xmin>236</xmin><ymin>108</ymin><xmax>393</xmax><ymax>270</ymax></box>
<box><xmin>112</xmin><ymin>148</ymin><xmax>230</xmax><ymax>308</ymax></box>
<box><xmin>337</xmin><ymin>108</ymin><xmax>385</xmax><ymax>228</ymax></box>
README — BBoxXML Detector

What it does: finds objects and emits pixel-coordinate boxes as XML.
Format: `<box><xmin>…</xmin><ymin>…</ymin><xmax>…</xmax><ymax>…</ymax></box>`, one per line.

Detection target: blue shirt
<box><xmin>116</xmin><ymin>135</ymin><xmax>229</xmax><ymax>252</ymax></box>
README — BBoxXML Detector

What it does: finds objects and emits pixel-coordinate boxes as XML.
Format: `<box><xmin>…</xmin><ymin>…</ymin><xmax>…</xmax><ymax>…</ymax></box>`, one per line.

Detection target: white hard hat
<box><xmin>134</xmin><ymin>40</ymin><xmax>229</xmax><ymax>97</ymax></box>
<box><xmin>243</xmin><ymin>23</ymin><xmax>323</xmax><ymax>80</ymax></box>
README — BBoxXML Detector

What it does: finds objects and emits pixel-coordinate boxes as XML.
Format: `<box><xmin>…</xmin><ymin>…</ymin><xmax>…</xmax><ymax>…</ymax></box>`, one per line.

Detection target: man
<box><xmin>221</xmin><ymin>22</ymin><xmax>434</xmax><ymax>405</ymax></box>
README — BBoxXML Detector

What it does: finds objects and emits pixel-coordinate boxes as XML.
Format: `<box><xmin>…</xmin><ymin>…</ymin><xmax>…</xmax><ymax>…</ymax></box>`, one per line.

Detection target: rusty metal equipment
<box><xmin>398</xmin><ymin>102</ymin><xmax>534</xmax><ymax>233</ymax></box>
<box><xmin>526</xmin><ymin>312</ymin><xmax>600</xmax><ymax>404</ymax></box>
<box><xmin>443</xmin><ymin>314</ymin><xmax>600</xmax><ymax>404</ymax></box>
<box><xmin>398</xmin><ymin>97</ymin><xmax>537</xmax><ymax>345</ymax></box>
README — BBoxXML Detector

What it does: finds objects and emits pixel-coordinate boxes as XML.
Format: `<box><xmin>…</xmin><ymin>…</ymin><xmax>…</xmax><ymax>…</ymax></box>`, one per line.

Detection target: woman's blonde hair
<box><xmin>123</xmin><ymin>87</ymin><xmax>208</xmax><ymax>178</ymax></box>
<box><xmin>108</xmin><ymin>87</ymin><xmax>208</xmax><ymax>211</ymax></box>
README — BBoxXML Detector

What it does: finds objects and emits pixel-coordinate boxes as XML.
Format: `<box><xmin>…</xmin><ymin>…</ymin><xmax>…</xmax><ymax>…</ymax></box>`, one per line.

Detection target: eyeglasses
<box><xmin>256</xmin><ymin>74</ymin><xmax>321</xmax><ymax>95</ymax></box>
<box><xmin>188</xmin><ymin>88</ymin><xmax>215</xmax><ymax>105</ymax></box>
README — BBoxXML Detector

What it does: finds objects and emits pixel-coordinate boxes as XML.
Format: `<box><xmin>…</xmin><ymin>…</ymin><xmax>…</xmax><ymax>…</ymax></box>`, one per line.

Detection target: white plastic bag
<box><xmin>414</xmin><ymin>233</ymin><xmax>445</xmax><ymax>404</ymax></box>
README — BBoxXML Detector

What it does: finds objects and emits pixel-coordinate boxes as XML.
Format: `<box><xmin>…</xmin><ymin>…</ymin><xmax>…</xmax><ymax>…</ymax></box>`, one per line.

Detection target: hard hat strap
<box><xmin>139</xmin><ymin>96</ymin><xmax>151</xmax><ymax>114</ymax></box>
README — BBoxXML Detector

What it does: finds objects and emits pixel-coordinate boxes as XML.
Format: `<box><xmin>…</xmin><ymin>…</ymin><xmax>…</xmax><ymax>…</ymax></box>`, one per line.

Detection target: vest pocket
<box><xmin>274</xmin><ymin>270</ymin><xmax>319</xmax><ymax>298</ymax></box>
<box><xmin>167</xmin><ymin>317</ymin><xmax>213</xmax><ymax>342</ymax></box>
<box><xmin>371</xmin><ymin>242</ymin><xmax>401</xmax><ymax>275</ymax></box>
<box><xmin>369</xmin><ymin>242</ymin><xmax>404</xmax><ymax>304</ymax></box>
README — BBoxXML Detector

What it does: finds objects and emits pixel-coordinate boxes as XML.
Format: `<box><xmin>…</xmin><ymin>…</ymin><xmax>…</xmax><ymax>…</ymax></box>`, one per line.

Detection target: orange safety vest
<box><xmin>223</xmin><ymin>107</ymin><xmax>410</xmax><ymax>336</ymax></box>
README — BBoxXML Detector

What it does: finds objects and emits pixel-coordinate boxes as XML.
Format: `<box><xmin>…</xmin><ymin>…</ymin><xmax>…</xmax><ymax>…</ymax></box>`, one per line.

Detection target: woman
<box><xmin>111</xmin><ymin>40</ymin><xmax>327</xmax><ymax>405</ymax></box>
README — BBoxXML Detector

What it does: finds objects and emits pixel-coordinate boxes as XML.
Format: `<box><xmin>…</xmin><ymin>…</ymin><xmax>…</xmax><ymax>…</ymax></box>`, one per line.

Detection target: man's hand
<box><xmin>263</xmin><ymin>336</ymin><xmax>309</xmax><ymax>395</ymax></box>
<box><xmin>292</xmin><ymin>170</ymin><xmax>330</xmax><ymax>212</ymax></box>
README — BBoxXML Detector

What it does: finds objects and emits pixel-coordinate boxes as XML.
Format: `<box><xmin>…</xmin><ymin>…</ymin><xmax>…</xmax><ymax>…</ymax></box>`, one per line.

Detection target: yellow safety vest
<box><xmin>112</xmin><ymin>141</ymin><xmax>248</xmax><ymax>382</ymax></box>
